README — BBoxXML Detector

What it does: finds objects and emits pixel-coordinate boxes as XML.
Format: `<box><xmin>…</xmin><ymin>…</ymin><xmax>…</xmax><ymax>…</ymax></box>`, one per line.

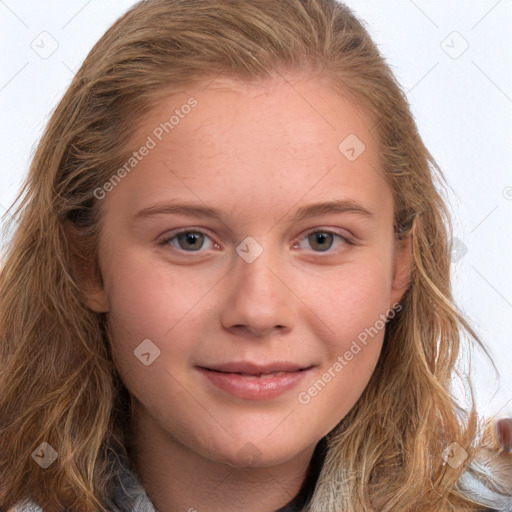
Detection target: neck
<box><xmin>129</xmin><ymin>403</ymin><xmax>319</xmax><ymax>512</ymax></box>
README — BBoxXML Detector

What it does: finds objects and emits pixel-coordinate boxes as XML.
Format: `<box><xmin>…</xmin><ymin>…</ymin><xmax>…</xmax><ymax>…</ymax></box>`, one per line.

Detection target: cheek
<box><xmin>102</xmin><ymin>255</ymin><xmax>199</xmax><ymax>422</ymax></box>
<box><xmin>101</xmin><ymin>257</ymin><xmax>186</xmax><ymax>384</ymax></box>
<box><xmin>308</xmin><ymin>254</ymin><xmax>393</xmax><ymax>350</ymax></box>
<box><xmin>103</xmin><ymin>249</ymin><xmax>216</xmax><ymax>341</ymax></box>
<box><xmin>294</xmin><ymin>256</ymin><xmax>392</xmax><ymax>419</ymax></box>
<box><xmin>102</xmin><ymin>248</ymin><xmax>227</xmax><ymax>404</ymax></box>
<box><xmin>296</xmin><ymin>281</ymin><xmax>389</xmax><ymax>434</ymax></box>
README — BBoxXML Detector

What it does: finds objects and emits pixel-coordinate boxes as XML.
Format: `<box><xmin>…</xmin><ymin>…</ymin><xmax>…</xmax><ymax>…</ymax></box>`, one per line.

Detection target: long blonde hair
<box><xmin>0</xmin><ymin>1</ymin><xmax>508</xmax><ymax>510</ymax></box>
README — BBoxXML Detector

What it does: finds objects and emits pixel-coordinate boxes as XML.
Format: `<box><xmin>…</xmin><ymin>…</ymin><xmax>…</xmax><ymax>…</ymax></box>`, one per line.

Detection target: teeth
<box><xmin>208</xmin><ymin>368</ymin><xmax>303</xmax><ymax>376</ymax></box>
<box><xmin>238</xmin><ymin>371</ymin><xmax>286</xmax><ymax>377</ymax></box>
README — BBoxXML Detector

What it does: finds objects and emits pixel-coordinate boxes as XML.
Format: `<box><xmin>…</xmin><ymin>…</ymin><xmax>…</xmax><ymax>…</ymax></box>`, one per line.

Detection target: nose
<box><xmin>220</xmin><ymin>239</ymin><xmax>297</xmax><ymax>338</ymax></box>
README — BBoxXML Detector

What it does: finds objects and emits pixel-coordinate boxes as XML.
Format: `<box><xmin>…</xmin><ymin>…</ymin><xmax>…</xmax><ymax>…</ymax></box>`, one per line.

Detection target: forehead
<box><xmin>183</xmin><ymin>74</ymin><xmax>378</xmax><ymax>154</ymax></box>
<box><xmin>106</xmin><ymin>75</ymin><xmax>390</xmax><ymax>224</ymax></box>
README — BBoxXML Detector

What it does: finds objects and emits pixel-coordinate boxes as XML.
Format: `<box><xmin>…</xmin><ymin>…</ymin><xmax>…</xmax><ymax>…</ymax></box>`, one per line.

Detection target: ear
<box><xmin>63</xmin><ymin>220</ymin><xmax>110</xmax><ymax>313</ymax></box>
<box><xmin>83</xmin><ymin>279</ymin><xmax>110</xmax><ymax>314</ymax></box>
<box><xmin>390</xmin><ymin>234</ymin><xmax>412</xmax><ymax>307</ymax></box>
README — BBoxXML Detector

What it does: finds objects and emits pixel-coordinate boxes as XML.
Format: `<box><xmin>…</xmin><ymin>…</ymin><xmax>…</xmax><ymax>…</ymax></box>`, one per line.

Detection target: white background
<box><xmin>1</xmin><ymin>0</ymin><xmax>511</xmax><ymax>419</ymax></box>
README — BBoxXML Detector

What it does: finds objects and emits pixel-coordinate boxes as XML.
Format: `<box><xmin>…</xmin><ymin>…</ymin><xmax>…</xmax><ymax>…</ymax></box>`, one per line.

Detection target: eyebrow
<box><xmin>133</xmin><ymin>198</ymin><xmax>375</xmax><ymax>223</ymax></box>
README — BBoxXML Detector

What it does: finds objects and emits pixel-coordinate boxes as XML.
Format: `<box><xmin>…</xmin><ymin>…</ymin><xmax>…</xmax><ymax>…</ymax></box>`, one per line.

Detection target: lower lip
<box><xmin>197</xmin><ymin>367</ymin><xmax>312</xmax><ymax>400</ymax></box>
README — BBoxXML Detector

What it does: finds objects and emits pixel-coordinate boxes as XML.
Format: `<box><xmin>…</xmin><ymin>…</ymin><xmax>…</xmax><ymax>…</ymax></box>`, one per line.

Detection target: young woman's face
<box><xmin>87</xmin><ymin>76</ymin><xmax>410</xmax><ymax>468</ymax></box>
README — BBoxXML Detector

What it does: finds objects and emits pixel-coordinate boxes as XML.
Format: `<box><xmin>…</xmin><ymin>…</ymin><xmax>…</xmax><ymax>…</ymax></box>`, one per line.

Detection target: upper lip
<box><xmin>198</xmin><ymin>361</ymin><xmax>313</xmax><ymax>375</ymax></box>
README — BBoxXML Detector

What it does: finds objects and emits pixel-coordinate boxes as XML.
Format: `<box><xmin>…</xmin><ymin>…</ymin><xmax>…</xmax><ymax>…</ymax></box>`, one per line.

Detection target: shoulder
<box><xmin>457</xmin><ymin>423</ymin><xmax>512</xmax><ymax>512</ymax></box>
<box><xmin>458</xmin><ymin>467</ymin><xmax>512</xmax><ymax>511</ymax></box>
<box><xmin>9</xmin><ymin>494</ymin><xmax>155</xmax><ymax>512</ymax></box>
<box><xmin>8</xmin><ymin>502</ymin><xmax>43</xmax><ymax>512</ymax></box>
<box><xmin>9</xmin><ymin>450</ymin><xmax>156</xmax><ymax>512</ymax></box>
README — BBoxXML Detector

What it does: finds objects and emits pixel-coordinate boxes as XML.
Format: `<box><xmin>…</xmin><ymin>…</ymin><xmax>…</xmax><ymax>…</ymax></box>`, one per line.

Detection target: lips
<box><xmin>199</xmin><ymin>361</ymin><xmax>312</xmax><ymax>375</ymax></box>
<box><xmin>196</xmin><ymin>361</ymin><xmax>314</xmax><ymax>400</ymax></box>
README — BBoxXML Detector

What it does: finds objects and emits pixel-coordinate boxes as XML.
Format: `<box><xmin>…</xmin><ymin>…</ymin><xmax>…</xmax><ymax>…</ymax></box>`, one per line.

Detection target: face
<box><xmin>86</xmin><ymin>75</ymin><xmax>410</xmax><ymax>468</ymax></box>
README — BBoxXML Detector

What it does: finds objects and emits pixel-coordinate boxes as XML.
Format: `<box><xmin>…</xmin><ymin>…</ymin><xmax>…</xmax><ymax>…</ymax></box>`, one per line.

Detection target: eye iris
<box><xmin>177</xmin><ymin>231</ymin><xmax>204</xmax><ymax>251</ymax></box>
<box><xmin>309</xmin><ymin>232</ymin><xmax>333</xmax><ymax>252</ymax></box>
<box><xmin>172</xmin><ymin>231</ymin><xmax>336</xmax><ymax>252</ymax></box>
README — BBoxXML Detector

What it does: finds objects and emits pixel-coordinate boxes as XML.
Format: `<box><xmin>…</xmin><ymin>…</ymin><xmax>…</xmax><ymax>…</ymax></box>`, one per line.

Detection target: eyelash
<box><xmin>157</xmin><ymin>227</ymin><xmax>355</xmax><ymax>256</ymax></box>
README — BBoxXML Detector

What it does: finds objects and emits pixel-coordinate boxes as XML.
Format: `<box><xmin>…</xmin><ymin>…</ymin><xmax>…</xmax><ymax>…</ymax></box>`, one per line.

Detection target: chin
<box><xmin>200</xmin><ymin>433</ymin><xmax>308</xmax><ymax>470</ymax></box>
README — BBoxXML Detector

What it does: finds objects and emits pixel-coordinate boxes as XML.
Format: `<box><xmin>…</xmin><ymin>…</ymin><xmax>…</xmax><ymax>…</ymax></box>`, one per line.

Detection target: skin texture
<box><xmin>84</xmin><ymin>75</ymin><xmax>411</xmax><ymax>512</ymax></box>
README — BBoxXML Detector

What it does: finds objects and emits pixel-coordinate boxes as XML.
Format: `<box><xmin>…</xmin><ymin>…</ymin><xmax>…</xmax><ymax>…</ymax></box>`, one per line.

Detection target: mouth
<box><xmin>206</xmin><ymin>370</ymin><xmax>304</xmax><ymax>377</ymax></box>
<box><xmin>196</xmin><ymin>361</ymin><xmax>314</xmax><ymax>400</ymax></box>
<box><xmin>199</xmin><ymin>361</ymin><xmax>313</xmax><ymax>375</ymax></box>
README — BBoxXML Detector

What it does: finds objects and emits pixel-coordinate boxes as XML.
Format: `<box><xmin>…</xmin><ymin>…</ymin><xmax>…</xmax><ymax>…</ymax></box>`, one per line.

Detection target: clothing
<box><xmin>12</xmin><ymin>436</ymin><xmax>512</xmax><ymax>512</ymax></box>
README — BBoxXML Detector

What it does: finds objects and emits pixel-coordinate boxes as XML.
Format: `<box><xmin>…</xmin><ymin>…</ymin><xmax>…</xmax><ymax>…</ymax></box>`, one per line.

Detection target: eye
<box><xmin>293</xmin><ymin>229</ymin><xmax>352</xmax><ymax>253</ymax></box>
<box><xmin>158</xmin><ymin>229</ymin><xmax>216</xmax><ymax>252</ymax></box>
<box><xmin>158</xmin><ymin>228</ymin><xmax>353</xmax><ymax>255</ymax></box>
